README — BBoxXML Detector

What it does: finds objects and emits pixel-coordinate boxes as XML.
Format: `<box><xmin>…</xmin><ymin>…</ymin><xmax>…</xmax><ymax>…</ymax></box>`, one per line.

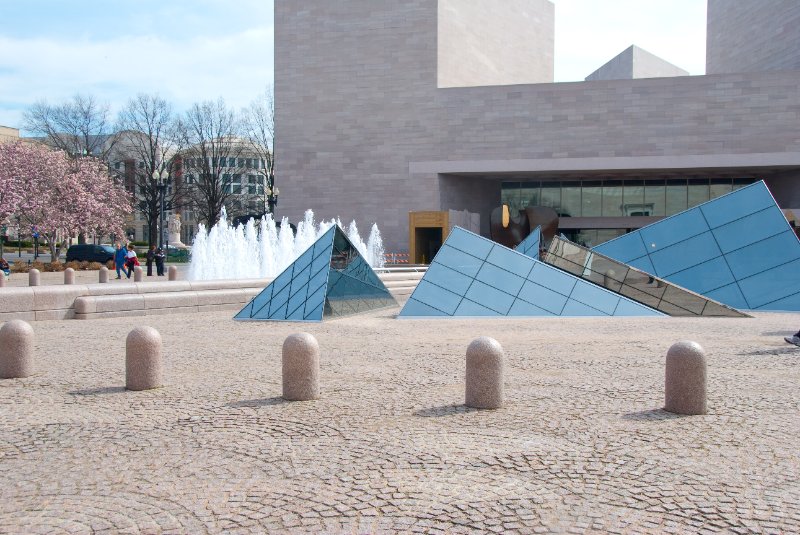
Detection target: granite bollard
<box><xmin>282</xmin><ymin>333</ymin><xmax>320</xmax><ymax>401</ymax></box>
<box><xmin>134</xmin><ymin>266</ymin><xmax>143</xmax><ymax>282</ymax></box>
<box><xmin>665</xmin><ymin>340</ymin><xmax>707</xmax><ymax>415</ymax></box>
<box><xmin>168</xmin><ymin>265</ymin><xmax>178</xmax><ymax>281</ymax></box>
<box><xmin>0</xmin><ymin>271</ymin><xmax>5</xmax><ymax>287</ymax></box>
<box><xmin>0</xmin><ymin>320</ymin><xmax>34</xmax><ymax>379</ymax></box>
<box><xmin>64</xmin><ymin>267</ymin><xmax>75</xmax><ymax>285</ymax></box>
<box><xmin>99</xmin><ymin>266</ymin><xmax>109</xmax><ymax>283</ymax></box>
<box><xmin>28</xmin><ymin>268</ymin><xmax>40</xmax><ymax>287</ymax></box>
<box><xmin>126</xmin><ymin>326</ymin><xmax>163</xmax><ymax>391</ymax></box>
<box><xmin>465</xmin><ymin>336</ymin><xmax>504</xmax><ymax>409</ymax></box>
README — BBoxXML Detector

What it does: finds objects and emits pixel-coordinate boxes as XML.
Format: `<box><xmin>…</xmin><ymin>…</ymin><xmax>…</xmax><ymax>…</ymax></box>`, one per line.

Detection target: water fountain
<box><xmin>188</xmin><ymin>209</ymin><xmax>385</xmax><ymax>280</ymax></box>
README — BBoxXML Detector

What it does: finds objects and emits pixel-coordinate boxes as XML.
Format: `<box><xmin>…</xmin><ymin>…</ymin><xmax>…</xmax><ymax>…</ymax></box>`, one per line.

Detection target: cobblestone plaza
<box><xmin>1</xmin><ymin>309</ymin><xmax>799</xmax><ymax>533</ymax></box>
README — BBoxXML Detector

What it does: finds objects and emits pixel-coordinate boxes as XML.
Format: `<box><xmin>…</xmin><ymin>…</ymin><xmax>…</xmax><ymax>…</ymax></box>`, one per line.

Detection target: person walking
<box><xmin>155</xmin><ymin>247</ymin><xmax>166</xmax><ymax>276</ymax></box>
<box><xmin>124</xmin><ymin>244</ymin><xmax>139</xmax><ymax>279</ymax></box>
<box><xmin>114</xmin><ymin>242</ymin><xmax>127</xmax><ymax>279</ymax></box>
<box><xmin>784</xmin><ymin>330</ymin><xmax>800</xmax><ymax>346</ymax></box>
<box><xmin>146</xmin><ymin>245</ymin><xmax>156</xmax><ymax>276</ymax></box>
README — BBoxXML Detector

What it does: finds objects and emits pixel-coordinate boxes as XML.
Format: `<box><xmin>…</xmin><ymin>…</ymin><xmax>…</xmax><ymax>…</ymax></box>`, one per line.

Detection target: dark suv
<box><xmin>66</xmin><ymin>244</ymin><xmax>116</xmax><ymax>263</ymax></box>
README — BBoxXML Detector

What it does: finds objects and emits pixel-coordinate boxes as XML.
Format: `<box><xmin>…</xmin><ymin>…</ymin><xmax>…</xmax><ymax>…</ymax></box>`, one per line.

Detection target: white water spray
<box><xmin>188</xmin><ymin>208</ymin><xmax>385</xmax><ymax>280</ymax></box>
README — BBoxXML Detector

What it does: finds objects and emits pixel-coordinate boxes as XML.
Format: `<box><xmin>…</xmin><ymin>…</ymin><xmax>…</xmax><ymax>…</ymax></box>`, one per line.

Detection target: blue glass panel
<box><xmin>310</xmin><ymin>247</ymin><xmax>332</xmax><ymax>275</ymax></box>
<box><xmin>289</xmin><ymin>264</ymin><xmax>312</xmax><ymax>297</ymax></box>
<box><xmin>639</xmin><ymin>208</ymin><xmax>709</xmax><ymax>253</ymax></box>
<box><xmin>515</xmin><ymin>226</ymin><xmax>541</xmax><ymax>259</ymax></box>
<box><xmin>527</xmin><ymin>262</ymin><xmax>577</xmax><ymax>296</ymax></box>
<box><xmin>286</xmin><ymin>286</ymin><xmax>309</xmax><ymax>318</ymax></box>
<box><xmin>443</xmin><ymin>227</ymin><xmax>494</xmax><ymax>259</ymax></box>
<box><xmin>613</xmin><ymin>298</ymin><xmax>664</xmax><ymax>316</ymax></box>
<box><xmin>305</xmin><ymin>284</ymin><xmax>328</xmax><ymax>318</ymax></box>
<box><xmin>423</xmin><ymin>262</ymin><xmax>474</xmax><ymax>296</ymax></box>
<box><xmin>475</xmin><ymin>262</ymin><xmax>525</xmax><ymax>296</ymax></box>
<box><xmin>700</xmin><ymin>182</ymin><xmax>776</xmax><ymax>229</ymax></box>
<box><xmin>410</xmin><ymin>279</ymin><xmax>464</xmax><ymax>315</ymax></box>
<box><xmin>486</xmin><ymin>246</ymin><xmax>534</xmax><ymax>278</ymax></box>
<box><xmin>307</xmin><ymin>267</ymin><xmax>329</xmax><ymax>295</ymax></box>
<box><xmin>271</xmin><ymin>268</ymin><xmax>294</xmax><ymax>295</ymax></box>
<box><xmin>293</xmin><ymin>247</ymin><xmax>314</xmax><ymax>275</ymax></box>
<box><xmin>561</xmin><ymin>300</ymin><xmax>607</xmax><ymax>316</ymax></box>
<box><xmin>516</xmin><ymin>280</ymin><xmax>568</xmax><ymax>314</ymax></box>
<box><xmin>569</xmin><ymin>281</ymin><xmax>619</xmax><ymax>315</ymax></box>
<box><xmin>434</xmin><ymin>245</ymin><xmax>484</xmax><ymax>278</ymax></box>
<box><xmin>712</xmin><ymin>207</ymin><xmax>791</xmax><ymax>254</ymax></box>
<box><xmin>627</xmin><ymin>255</ymin><xmax>657</xmax><ymax>276</ymax></box>
<box><xmin>508</xmin><ymin>299</ymin><xmax>553</xmax><ymax>316</ymax></box>
<box><xmin>756</xmin><ymin>291</ymin><xmax>800</xmax><ymax>312</ymax></box>
<box><xmin>268</xmin><ymin>284</ymin><xmax>291</xmax><ymax>316</ymax></box>
<box><xmin>399</xmin><ymin>297</ymin><xmax>449</xmax><ymax>317</ymax></box>
<box><xmin>285</xmin><ymin>300</ymin><xmax>307</xmax><ymax>320</ymax></box>
<box><xmin>666</xmin><ymin>257</ymin><xmax>735</xmax><ymax>294</ymax></box>
<box><xmin>593</xmin><ymin>233</ymin><xmax>648</xmax><ymax>263</ymax></box>
<box><xmin>234</xmin><ymin>302</ymin><xmax>254</xmax><ymax>319</ymax></box>
<box><xmin>738</xmin><ymin>259</ymin><xmax>800</xmax><ymax>309</ymax></box>
<box><xmin>649</xmin><ymin>232</ymin><xmax>721</xmax><ymax>277</ymax></box>
<box><xmin>305</xmin><ymin>302</ymin><xmax>324</xmax><ymax>321</ymax></box>
<box><xmin>725</xmin><ymin>231</ymin><xmax>800</xmax><ymax>280</ymax></box>
<box><xmin>268</xmin><ymin>302</ymin><xmax>287</xmax><ymax>319</ymax></box>
<box><xmin>704</xmin><ymin>283</ymin><xmax>750</xmax><ymax>310</ymax></box>
<box><xmin>455</xmin><ymin>298</ymin><xmax>502</xmax><ymax>317</ymax></box>
<box><xmin>464</xmin><ymin>280</ymin><xmax>515</xmax><ymax>314</ymax></box>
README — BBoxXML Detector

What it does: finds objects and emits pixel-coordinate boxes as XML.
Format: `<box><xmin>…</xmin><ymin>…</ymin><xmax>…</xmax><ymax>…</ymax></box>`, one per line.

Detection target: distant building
<box><xmin>585</xmin><ymin>45</ymin><xmax>688</xmax><ymax>82</ymax></box>
<box><xmin>275</xmin><ymin>0</ymin><xmax>800</xmax><ymax>252</ymax></box>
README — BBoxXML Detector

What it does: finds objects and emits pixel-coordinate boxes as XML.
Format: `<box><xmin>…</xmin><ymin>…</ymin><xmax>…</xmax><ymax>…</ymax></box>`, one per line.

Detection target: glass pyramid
<box><xmin>544</xmin><ymin>236</ymin><xmax>748</xmax><ymax>317</ymax></box>
<box><xmin>592</xmin><ymin>181</ymin><xmax>800</xmax><ymax>311</ymax></box>
<box><xmin>515</xmin><ymin>226</ymin><xmax>541</xmax><ymax>259</ymax></box>
<box><xmin>399</xmin><ymin>227</ymin><xmax>663</xmax><ymax>318</ymax></box>
<box><xmin>235</xmin><ymin>225</ymin><xmax>397</xmax><ymax>322</ymax></box>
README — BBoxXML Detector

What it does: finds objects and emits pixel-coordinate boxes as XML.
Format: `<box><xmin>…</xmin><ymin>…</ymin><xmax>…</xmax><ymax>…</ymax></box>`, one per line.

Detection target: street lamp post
<box><xmin>264</xmin><ymin>167</ymin><xmax>279</xmax><ymax>216</ymax></box>
<box><xmin>151</xmin><ymin>169</ymin><xmax>170</xmax><ymax>249</ymax></box>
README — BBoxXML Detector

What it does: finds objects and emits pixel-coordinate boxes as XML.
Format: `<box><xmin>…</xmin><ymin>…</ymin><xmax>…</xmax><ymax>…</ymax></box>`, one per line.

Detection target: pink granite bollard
<box><xmin>125</xmin><ymin>326</ymin><xmax>163</xmax><ymax>391</ymax></box>
<box><xmin>0</xmin><ymin>271</ymin><xmax>5</xmax><ymax>287</ymax></box>
<box><xmin>0</xmin><ymin>320</ymin><xmax>34</xmax><ymax>379</ymax></box>
<box><xmin>168</xmin><ymin>265</ymin><xmax>178</xmax><ymax>281</ymax></box>
<box><xmin>465</xmin><ymin>336</ymin><xmax>504</xmax><ymax>409</ymax></box>
<box><xmin>664</xmin><ymin>340</ymin><xmax>707</xmax><ymax>415</ymax></box>
<box><xmin>282</xmin><ymin>333</ymin><xmax>320</xmax><ymax>401</ymax></box>
<box><xmin>99</xmin><ymin>266</ymin><xmax>109</xmax><ymax>283</ymax></box>
<box><xmin>134</xmin><ymin>266</ymin><xmax>143</xmax><ymax>282</ymax></box>
<box><xmin>64</xmin><ymin>267</ymin><xmax>75</xmax><ymax>285</ymax></box>
<box><xmin>28</xmin><ymin>268</ymin><xmax>40</xmax><ymax>287</ymax></box>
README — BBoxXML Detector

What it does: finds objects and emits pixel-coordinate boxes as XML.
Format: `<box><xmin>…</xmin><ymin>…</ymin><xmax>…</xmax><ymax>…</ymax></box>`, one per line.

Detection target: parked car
<box><xmin>66</xmin><ymin>244</ymin><xmax>116</xmax><ymax>263</ymax></box>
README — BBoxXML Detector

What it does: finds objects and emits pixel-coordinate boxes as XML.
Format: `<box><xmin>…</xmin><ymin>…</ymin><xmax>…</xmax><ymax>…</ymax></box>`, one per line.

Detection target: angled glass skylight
<box><xmin>515</xmin><ymin>226</ymin><xmax>541</xmax><ymax>259</ymax></box>
<box><xmin>235</xmin><ymin>225</ymin><xmax>397</xmax><ymax>321</ymax></box>
<box><xmin>399</xmin><ymin>227</ymin><xmax>663</xmax><ymax>318</ymax></box>
<box><xmin>545</xmin><ymin>236</ymin><xmax>748</xmax><ymax>317</ymax></box>
<box><xmin>592</xmin><ymin>181</ymin><xmax>800</xmax><ymax>311</ymax></box>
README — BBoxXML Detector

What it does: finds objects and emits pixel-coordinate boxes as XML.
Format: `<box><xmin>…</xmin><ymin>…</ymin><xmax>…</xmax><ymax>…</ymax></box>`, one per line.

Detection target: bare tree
<box><xmin>23</xmin><ymin>94</ymin><xmax>118</xmax><ymax>161</ymax></box>
<box><xmin>114</xmin><ymin>94</ymin><xmax>185</xmax><ymax>246</ymax></box>
<box><xmin>176</xmin><ymin>98</ymin><xmax>260</xmax><ymax>227</ymax></box>
<box><xmin>241</xmin><ymin>88</ymin><xmax>276</xmax><ymax>215</ymax></box>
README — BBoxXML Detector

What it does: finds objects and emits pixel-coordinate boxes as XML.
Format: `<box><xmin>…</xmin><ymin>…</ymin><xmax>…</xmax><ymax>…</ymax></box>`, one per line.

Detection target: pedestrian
<box><xmin>146</xmin><ymin>245</ymin><xmax>156</xmax><ymax>276</ymax></box>
<box><xmin>114</xmin><ymin>242</ymin><xmax>127</xmax><ymax>279</ymax></box>
<box><xmin>124</xmin><ymin>244</ymin><xmax>139</xmax><ymax>279</ymax></box>
<box><xmin>155</xmin><ymin>247</ymin><xmax>166</xmax><ymax>276</ymax></box>
<box><xmin>784</xmin><ymin>330</ymin><xmax>800</xmax><ymax>346</ymax></box>
<box><xmin>0</xmin><ymin>257</ymin><xmax>10</xmax><ymax>279</ymax></box>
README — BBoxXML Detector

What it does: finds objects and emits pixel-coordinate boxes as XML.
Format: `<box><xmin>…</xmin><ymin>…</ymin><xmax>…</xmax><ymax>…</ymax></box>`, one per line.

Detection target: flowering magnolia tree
<box><xmin>0</xmin><ymin>143</ymin><xmax>27</xmax><ymax>257</ymax></box>
<box><xmin>0</xmin><ymin>141</ymin><xmax>133</xmax><ymax>261</ymax></box>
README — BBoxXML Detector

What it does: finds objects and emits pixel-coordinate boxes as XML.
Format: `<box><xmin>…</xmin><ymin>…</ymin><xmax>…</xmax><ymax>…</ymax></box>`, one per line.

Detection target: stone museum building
<box><xmin>275</xmin><ymin>0</ymin><xmax>800</xmax><ymax>254</ymax></box>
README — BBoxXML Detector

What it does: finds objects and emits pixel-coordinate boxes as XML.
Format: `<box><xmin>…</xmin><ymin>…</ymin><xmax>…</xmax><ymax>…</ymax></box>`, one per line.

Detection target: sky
<box><xmin>0</xmin><ymin>1</ymin><xmax>706</xmax><ymax>132</ymax></box>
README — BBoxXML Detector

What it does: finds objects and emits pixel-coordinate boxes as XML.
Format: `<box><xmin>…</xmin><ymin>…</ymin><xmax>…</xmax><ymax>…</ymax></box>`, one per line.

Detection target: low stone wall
<box><xmin>0</xmin><ymin>271</ymin><xmax>425</xmax><ymax>321</ymax></box>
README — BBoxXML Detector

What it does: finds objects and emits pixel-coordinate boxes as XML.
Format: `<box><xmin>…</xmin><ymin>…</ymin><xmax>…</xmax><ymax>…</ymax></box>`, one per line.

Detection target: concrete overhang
<box><xmin>410</xmin><ymin>152</ymin><xmax>800</xmax><ymax>178</ymax></box>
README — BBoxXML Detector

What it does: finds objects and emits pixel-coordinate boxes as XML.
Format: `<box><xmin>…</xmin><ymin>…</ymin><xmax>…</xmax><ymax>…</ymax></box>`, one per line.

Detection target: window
<box><xmin>248</xmin><ymin>185</ymin><xmax>257</xmax><ymax>195</ymax></box>
<box><xmin>229</xmin><ymin>157</ymin><xmax>236</xmax><ymax>167</ymax></box>
<box><xmin>581</xmin><ymin>181</ymin><xmax>602</xmax><ymax>217</ymax></box>
<box><xmin>114</xmin><ymin>162</ymin><xmax>121</xmax><ymax>170</ymax></box>
<box><xmin>248</xmin><ymin>174</ymin><xmax>257</xmax><ymax>184</ymax></box>
<box><xmin>246</xmin><ymin>158</ymin><xmax>253</xmax><ymax>169</ymax></box>
<box><xmin>688</xmin><ymin>180</ymin><xmax>710</xmax><ymax>207</ymax></box>
<box><xmin>622</xmin><ymin>180</ymin><xmax>645</xmax><ymax>216</ymax></box>
<box><xmin>561</xmin><ymin>182</ymin><xmax>581</xmax><ymax>218</ymax></box>
<box><xmin>602</xmin><ymin>181</ymin><xmax>623</xmax><ymax>216</ymax></box>
<box><xmin>666</xmin><ymin>179</ymin><xmax>687</xmax><ymax>215</ymax></box>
